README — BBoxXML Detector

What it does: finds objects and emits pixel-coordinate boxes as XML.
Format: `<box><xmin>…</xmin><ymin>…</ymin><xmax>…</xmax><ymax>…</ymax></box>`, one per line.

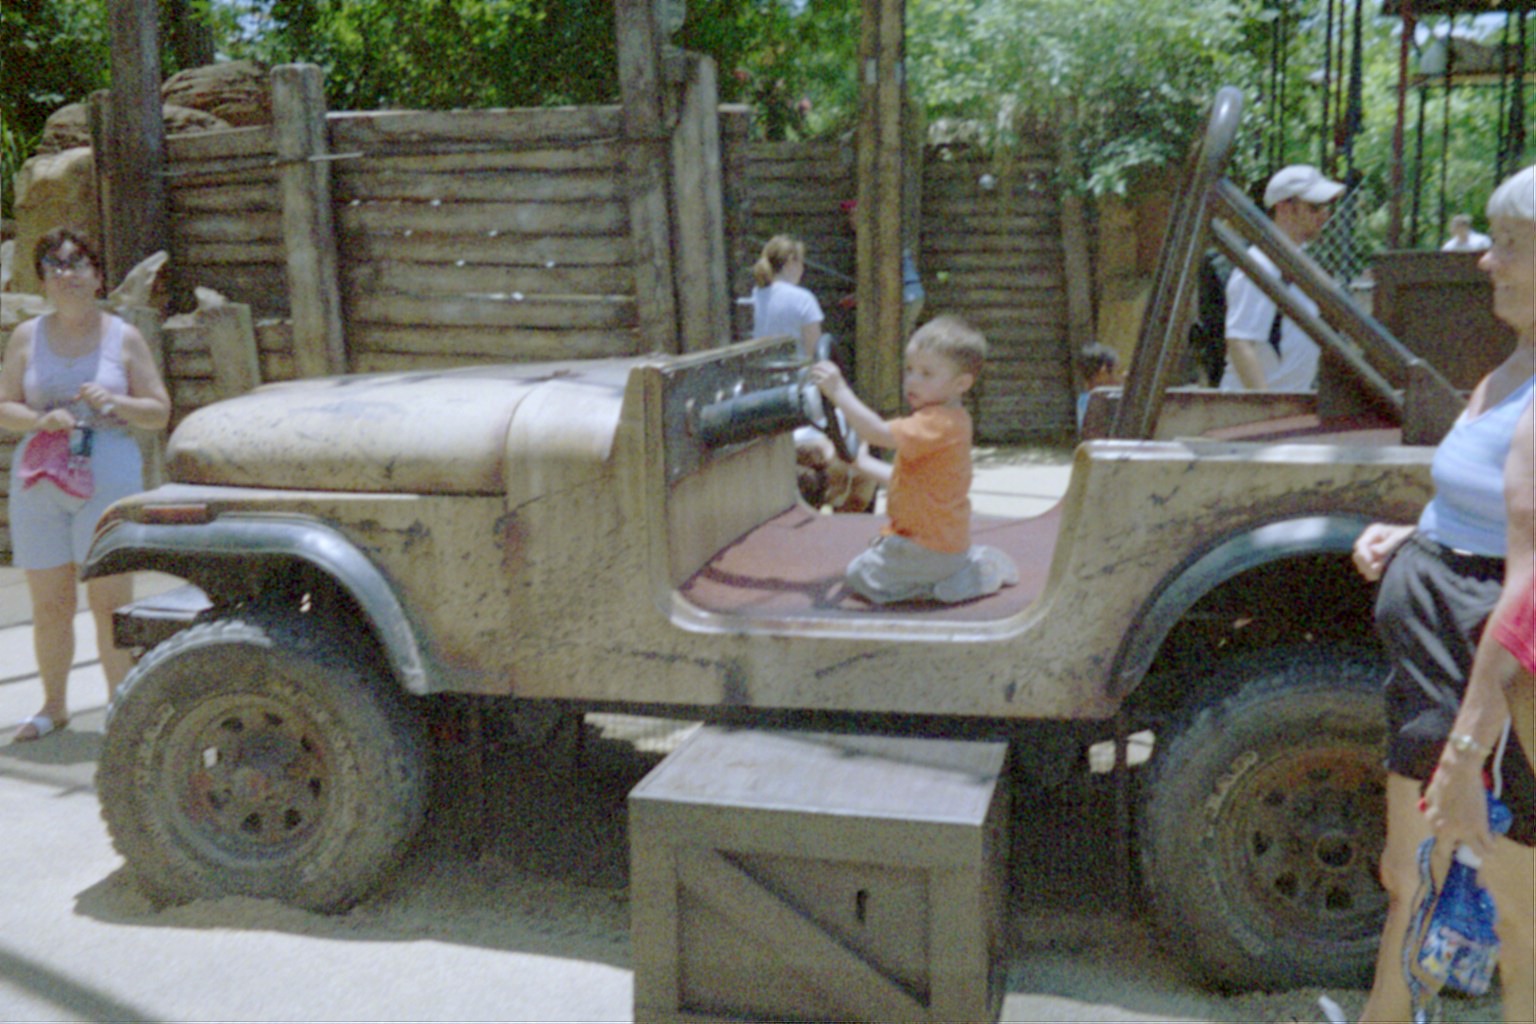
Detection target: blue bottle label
<box><xmin>1415</xmin><ymin>791</ymin><xmax>1509</xmax><ymax>995</ymax></box>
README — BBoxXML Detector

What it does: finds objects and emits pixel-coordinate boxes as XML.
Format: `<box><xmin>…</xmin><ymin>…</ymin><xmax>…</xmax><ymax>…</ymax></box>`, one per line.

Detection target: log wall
<box><xmin>742</xmin><ymin>140</ymin><xmax>1071</xmax><ymax>440</ymax></box>
<box><xmin>329</xmin><ymin>107</ymin><xmax>640</xmax><ymax>372</ymax></box>
<box><xmin>739</xmin><ymin>139</ymin><xmax>858</xmax><ymax>341</ymax></box>
<box><xmin>1</xmin><ymin>109</ymin><xmax>1068</xmax><ymax>561</ymax></box>
<box><xmin>163</xmin><ymin>106</ymin><xmax>646</xmax><ymax>385</ymax></box>
<box><xmin>920</xmin><ymin>151</ymin><xmax>1072</xmax><ymax>439</ymax></box>
<box><xmin>164</xmin><ymin>116</ymin><xmax>1069</xmax><ymax>434</ymax></box>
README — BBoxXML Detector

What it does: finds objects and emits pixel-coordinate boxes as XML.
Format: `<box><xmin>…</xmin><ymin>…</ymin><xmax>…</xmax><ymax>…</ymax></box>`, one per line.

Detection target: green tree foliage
<box><xmin>1</xmin><ymin>0</ymin><xmax>111</xmax><ymax>216</ymax></box>
<box><xmin>690</xmin><ymin>0</ymin><xmax>861</xmax><ymax>140</ymax></box>
<box><xmin>214</xmin><ymin>0</ymin><xmax>617</xmax><ymax>109</ymax></box>
<box><xmin>1</xmin><ymin>0</ymin><xmax>111</xmax><ymax>134</ymax></box>
<box><xmin>906</xmin><ymin>0</ymin><xmax>1259</xmax><ymax>197</ymax></box>
<box><xmin>218</xmin><ymin>0</ymin><xmax>862</xmax><ymax>135</ymax></box>
<box><xmin>3</xmin><ymin>0</ymin><xmax>1525</xmax><ymax>243</ymax></box>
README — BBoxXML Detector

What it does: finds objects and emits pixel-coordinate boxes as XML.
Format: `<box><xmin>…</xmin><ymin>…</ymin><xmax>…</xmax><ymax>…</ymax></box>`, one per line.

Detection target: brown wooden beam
<box><xmin>671</xmin><ymin>54</ymin><xmax>732</xmax><ymax>352</ymax></box>
<box><xmin>855</xmin><ymin>0</ymin><xmax>908</xmax><ymax>414</ymax></box>
<box><xmin>272</xmin><ymin>64</ymin><xmax>347</xmax><ymax>377</ymax></box>
<box><xmin>615</xmin><ymin>0</ymin><xmax>681</xmax><ymax>354</ymax></box>
<box><xmin>102</xmin><ymin>0</ymin><xmax>170</xmax><ymax>291</ymax></box>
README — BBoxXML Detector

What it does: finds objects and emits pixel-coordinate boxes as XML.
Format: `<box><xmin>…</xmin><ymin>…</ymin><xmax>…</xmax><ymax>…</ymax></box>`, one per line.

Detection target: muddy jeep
<box><xmin>86</xmin><ymin>90</ymin><xmax>1468</xmax><ymax>990</ymax></box>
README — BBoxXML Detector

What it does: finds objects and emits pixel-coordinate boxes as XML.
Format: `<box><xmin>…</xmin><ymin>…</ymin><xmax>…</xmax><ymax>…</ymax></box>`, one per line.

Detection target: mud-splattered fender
<box><xmin>1107</xmin><ymin>513</ymin><xmax>1373</xmax><ymax>701</ymax></box>
<box><xmin>83</xmin><ymin>515</ymin><xmax>430</xmax><ymax>694</ymax></box>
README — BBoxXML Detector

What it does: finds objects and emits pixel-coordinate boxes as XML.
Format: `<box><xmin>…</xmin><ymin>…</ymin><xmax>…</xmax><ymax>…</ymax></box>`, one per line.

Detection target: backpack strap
<box><xmin>1266</xmin><ymin>272</ymin><xmax>1290</xmax><ymax>358</ymax></box>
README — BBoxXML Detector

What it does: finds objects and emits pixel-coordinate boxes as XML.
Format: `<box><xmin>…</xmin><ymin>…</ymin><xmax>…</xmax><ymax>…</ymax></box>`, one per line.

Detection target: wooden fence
<box><xmin>163</xmin><ymin>106</ymin><xmax>648</xmax><ymax>408</ymax></box>
<box><xmin>166</xmin><ymin>116</ymin><xmax>1071</xmax><ymax>435</ymax></box>
<box><xmin>2</xmin><ymin>102</ymin><xmax>1071</xmax><ymax>561</ymax></box>
<box><xmin>740</xmin><ymin>140</ymin><xmax>1072</xmax><ymax>440</ymax></box>
<box><xmin>921</xmin><ymin>153</ymin><xmax>1072</xmax><ymax>436</ymax></box>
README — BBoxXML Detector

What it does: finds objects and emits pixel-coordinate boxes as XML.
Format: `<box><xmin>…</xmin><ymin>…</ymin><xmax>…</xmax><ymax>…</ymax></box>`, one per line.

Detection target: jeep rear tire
<box><xmin>99</xmin><ymin>616</ymin><xmax>428</xmax><ymax>913</ymax></box>
<box><xmin>1139</xmin><ymin>647</ymin><xmax>1388</xmax><ymax>991</ymax></box>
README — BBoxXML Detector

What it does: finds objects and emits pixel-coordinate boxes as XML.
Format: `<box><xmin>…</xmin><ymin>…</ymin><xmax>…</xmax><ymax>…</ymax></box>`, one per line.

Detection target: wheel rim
<box><xmin>1212</xmin><ymin>744</ymin><xmax>1386</xmax><ymax>946</ymax></box>
<box><xmin>161</xmin><ymin>695</ymin><xmax>332</xmax><ymax>863</ymax></box>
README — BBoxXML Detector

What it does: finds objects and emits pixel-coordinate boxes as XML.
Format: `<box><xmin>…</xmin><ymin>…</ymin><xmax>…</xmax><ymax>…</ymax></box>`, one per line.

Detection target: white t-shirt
<box><xmin>1441</xmin><ymin>232</ymin><xmax>1492</xmax><ymax>253</ymax></box>
<box><xmin>751</xmin><ymin>281</ymin><xmax>823</xmax><ymax>341</ymax></box>
<box><xmin>1220</xmin><ymin>247</ymin><xmax>1321</xmax><ymax>392</ymax></box>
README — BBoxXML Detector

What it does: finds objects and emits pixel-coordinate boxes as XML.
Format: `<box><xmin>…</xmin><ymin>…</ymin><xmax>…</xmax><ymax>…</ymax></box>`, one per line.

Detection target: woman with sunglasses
<box><xmin>0</xmin><ymin>228</ymin><xmax>170</xmax><ymax>742</ymax></box>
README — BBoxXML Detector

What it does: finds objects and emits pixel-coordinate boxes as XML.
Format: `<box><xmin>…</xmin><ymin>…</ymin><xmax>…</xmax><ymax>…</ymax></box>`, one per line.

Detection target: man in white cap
<box><xmin>1220</xmin><ymin>163</ymin><xmax>1345</xmax><ymax>391</ymax></box>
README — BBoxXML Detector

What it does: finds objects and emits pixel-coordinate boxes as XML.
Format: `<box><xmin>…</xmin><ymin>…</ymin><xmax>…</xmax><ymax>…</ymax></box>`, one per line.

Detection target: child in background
<box><xmin>810</xmin><ymin>316</ymin><xmax>1019</xmax><ymax>605</ymax></box>
<box><xmin>1076</xmin><ymin>343</ymin><xmax>1122</xmax><ymax>431</ymax></box>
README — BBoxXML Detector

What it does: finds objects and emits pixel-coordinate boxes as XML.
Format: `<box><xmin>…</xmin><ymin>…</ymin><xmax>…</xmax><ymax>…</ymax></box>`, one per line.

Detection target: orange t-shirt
<box><xmin>883</xmin><ymin>404</ymin><xmax>972</xmax><ymax>554</ymax></box>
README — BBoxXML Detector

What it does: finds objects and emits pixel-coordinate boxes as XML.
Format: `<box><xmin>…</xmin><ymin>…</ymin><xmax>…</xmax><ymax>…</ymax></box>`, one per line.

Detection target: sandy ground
<box><xmin>3</xmin><ymin>690</ymin><xmax>1509</xmax><ymax>1024</ymax></box>
<box><xmin>0</xmin><ymin>448</ymin><xmax>1511</xmax><ymax>1022</ymax></box>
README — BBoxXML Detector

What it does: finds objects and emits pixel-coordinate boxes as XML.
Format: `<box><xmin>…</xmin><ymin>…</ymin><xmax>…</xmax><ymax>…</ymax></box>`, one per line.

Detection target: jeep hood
<box><xmin>166</xmin><ymin>361</ymin><xmax>635</xmax><ymax>494</ymax></box>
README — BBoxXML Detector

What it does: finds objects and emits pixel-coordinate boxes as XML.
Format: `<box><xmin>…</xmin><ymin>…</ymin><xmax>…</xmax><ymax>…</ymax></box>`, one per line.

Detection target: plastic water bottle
<box><xmin>1415</xmin><ymin>793</ymin><xmax>1513</xmax><ymax>995</ymax></box>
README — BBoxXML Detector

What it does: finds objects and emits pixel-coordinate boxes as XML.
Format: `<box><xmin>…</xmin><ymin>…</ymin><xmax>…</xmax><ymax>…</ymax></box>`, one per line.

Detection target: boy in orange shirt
<box><xmin>810</xmin><ymin>316</ymin><xmax>1018</xmax><ymax>604</ymax></box>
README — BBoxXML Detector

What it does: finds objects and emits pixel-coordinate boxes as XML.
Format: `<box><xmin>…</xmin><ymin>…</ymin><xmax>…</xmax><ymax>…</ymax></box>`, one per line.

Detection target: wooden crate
<box><xmin>629</xmin><ymin>727</ymin><xmax>1009</xmax><ymax>1024</ymax></box>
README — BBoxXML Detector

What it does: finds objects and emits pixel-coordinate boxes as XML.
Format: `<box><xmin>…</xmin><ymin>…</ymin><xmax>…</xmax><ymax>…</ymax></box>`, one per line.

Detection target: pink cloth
<box><xmin>19</xmin><ymin>430</ymin><xmax>94</xmax><ymax>500</ymax></box>
<box><xmin>1493</xmin><ymin>570</ymin><xmax>1536</xmax><ymax>675</ymax></box>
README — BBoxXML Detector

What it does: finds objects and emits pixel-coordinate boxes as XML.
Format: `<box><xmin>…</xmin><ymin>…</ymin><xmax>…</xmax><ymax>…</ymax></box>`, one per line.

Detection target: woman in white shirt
<box><xmin>751</xmin><ymin>235</ymin><xmax>823</xmax><ymax>359</ymax></box>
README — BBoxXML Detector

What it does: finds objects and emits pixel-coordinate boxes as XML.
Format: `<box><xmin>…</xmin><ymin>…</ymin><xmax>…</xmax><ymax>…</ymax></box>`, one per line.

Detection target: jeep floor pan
<box><xmin>679</xmin><ymin>505</ymin><xmax>1061</xmax><ymax>622</ymax></box>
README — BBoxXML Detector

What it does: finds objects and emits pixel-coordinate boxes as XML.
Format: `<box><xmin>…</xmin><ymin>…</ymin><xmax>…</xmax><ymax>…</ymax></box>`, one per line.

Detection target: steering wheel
<box><xmin>800</xmin><ymin>335</ymin><xmax>859</xmax><ymax>464</ymax></box>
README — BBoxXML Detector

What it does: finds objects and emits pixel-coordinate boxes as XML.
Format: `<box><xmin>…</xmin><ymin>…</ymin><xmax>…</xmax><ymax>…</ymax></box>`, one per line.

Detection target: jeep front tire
<box><xmin>99</xmin><ymin>616</ymin><xmax>428</xmax><ymax>913</ymax></box>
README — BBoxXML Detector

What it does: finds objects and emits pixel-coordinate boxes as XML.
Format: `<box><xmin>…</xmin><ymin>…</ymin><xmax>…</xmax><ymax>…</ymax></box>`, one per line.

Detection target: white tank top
<box><xmin>23</xmin><ymin>313</ymin><xmax>131</xmax><ymax>433</ymax></box>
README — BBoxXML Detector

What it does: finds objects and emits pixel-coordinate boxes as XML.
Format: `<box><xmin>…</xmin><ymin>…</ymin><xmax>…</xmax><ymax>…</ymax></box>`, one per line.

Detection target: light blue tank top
<box><xmin>18</xmin><ymin>313</ymin><xmax>141</xmax><ymax>486</ymax></box>
<box><xmin>22</xmin><ymin>313</ymin><xmax>132</xmax><ymax>434</ymax></box>
<box><xmin>1417</xmin><ymin>374</ymin><xmax>1536</xmax><ymax>556</ymax></box>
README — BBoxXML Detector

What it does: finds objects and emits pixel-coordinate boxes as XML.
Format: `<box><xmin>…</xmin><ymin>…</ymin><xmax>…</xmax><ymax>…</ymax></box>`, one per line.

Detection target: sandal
<box><xmin>12</xmin><ymin>714</ymin><xmax>69</xmax><ymax>743</ymax></box>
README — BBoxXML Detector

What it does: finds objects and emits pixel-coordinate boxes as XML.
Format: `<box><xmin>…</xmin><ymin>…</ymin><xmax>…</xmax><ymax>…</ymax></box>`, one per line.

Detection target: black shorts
<box><xmin>1375</xmin><ymin>533</ymin><xmax>1536</xmax><ymax>846</ymax></box>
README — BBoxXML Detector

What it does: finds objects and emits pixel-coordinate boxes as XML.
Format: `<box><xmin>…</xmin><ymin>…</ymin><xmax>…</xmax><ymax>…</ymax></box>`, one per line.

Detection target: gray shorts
<box><xmin>1374</xmin><ymin>532</ymin><xmax>1535</xmax><ymax>846</ymax></box>
<box><xmin>846</xmin><ymin>534</ymin><xmax>1019</xmax><ymax>605</ymax></box>
<box><xmin>8</xmin><ymin>430</ymin><xmax>144</xmax><ymax>570</ymax></box>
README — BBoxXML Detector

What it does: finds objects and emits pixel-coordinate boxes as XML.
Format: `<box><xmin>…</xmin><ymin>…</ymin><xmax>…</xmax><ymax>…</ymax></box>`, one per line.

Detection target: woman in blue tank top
<box><xmin>0</xmin><ymin>229</ymin><xmax>170</xmax><ymax>743</ymax></box>
<box><xmin>1352</xmin><ymin>165</ymin><xmax>1536</xmax><ymax>1024</ymax></box>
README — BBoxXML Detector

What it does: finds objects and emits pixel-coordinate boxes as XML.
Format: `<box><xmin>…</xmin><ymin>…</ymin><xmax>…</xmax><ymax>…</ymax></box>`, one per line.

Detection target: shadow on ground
<box><xmin>64</xmin><ymin>709</ymin><xmax>1505</xmax><ymax>1024</ymax></box>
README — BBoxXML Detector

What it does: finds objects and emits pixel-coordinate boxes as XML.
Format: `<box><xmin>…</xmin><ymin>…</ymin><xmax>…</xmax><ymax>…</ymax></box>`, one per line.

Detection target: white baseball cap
<box><xmin>1264</xmin><ymin>164</ymin><xmax>1346</xmax><ymax>208</ymax></box>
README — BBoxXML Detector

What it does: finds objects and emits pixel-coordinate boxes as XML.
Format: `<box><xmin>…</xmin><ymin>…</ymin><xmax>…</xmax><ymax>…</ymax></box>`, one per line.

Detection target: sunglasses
<box><xmin>41</xmin><ymin>252</ymin><xmax>95</xmax><ymax>276</ymax></box>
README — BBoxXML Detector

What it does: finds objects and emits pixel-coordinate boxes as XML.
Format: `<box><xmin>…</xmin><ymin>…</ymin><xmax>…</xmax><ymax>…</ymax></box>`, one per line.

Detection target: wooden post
<box><xmin>91</xmin><ymin>92</ymin><xmax>175</xmax><ymax>437</ymax></box>
<box><xmin>718</xmin><ymin>105</ymin><xmax>755</xmax><ymax>341</ymax></box>
<box><xmin>901</xmin><ymin>90</ymin><xmax>925</xmax><ymax>342</ymax></box>
<box><xmin>203</xmin><ymin>302</ymin><xmax>262</xmax><ymax>400</ymax></box>
<box><xmin>1058</xmin><ymin>130</ymin><xmax>1096</xmax><ymax>354</ymax></box>
<box><xmin>116</xmin><ymin>304</ymin><xmax>168</xmax><ymax>489</ymax></box>
<box><xmin>671</xmin><ymin>54</ymin><xmax>731</xmax><ymax>352</ymax></box>
<box><xmin>272</xmin><ymin>64</ymin><xmax>347</xmax><ymax>377</ymax></box>
<box><xmin>616</xmin><ymin>0</ymin><xmax>681</xmax><ymax>354</ymax></box>
<box><xmin>855</xmin><ymin>0</ymin><xmax>908</xmax><ymax>415</ymax></box>
<box><xmin>87</xmin><ymin>89</ymin><xmax>114</xmax><ymax>269</ymax></box>
<box><xmin>102</xmin><ymin>0</ymin><xmax>170</xmax><ymax>292</ymax></box>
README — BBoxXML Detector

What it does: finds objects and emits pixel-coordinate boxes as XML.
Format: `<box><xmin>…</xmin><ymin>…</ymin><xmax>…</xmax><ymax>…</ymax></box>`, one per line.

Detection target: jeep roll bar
<box><xmin>1114</xmin><ymin>86</ymin><xmax>1464</xmax><ymax>446</ymax></box>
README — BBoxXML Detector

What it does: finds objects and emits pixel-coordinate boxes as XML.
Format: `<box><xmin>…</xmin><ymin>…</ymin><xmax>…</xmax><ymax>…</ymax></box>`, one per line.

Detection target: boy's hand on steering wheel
<box><xmin>808</xmin><ymin>360</ymin><xmax>845</xmax><ymax>398</ymax></box>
